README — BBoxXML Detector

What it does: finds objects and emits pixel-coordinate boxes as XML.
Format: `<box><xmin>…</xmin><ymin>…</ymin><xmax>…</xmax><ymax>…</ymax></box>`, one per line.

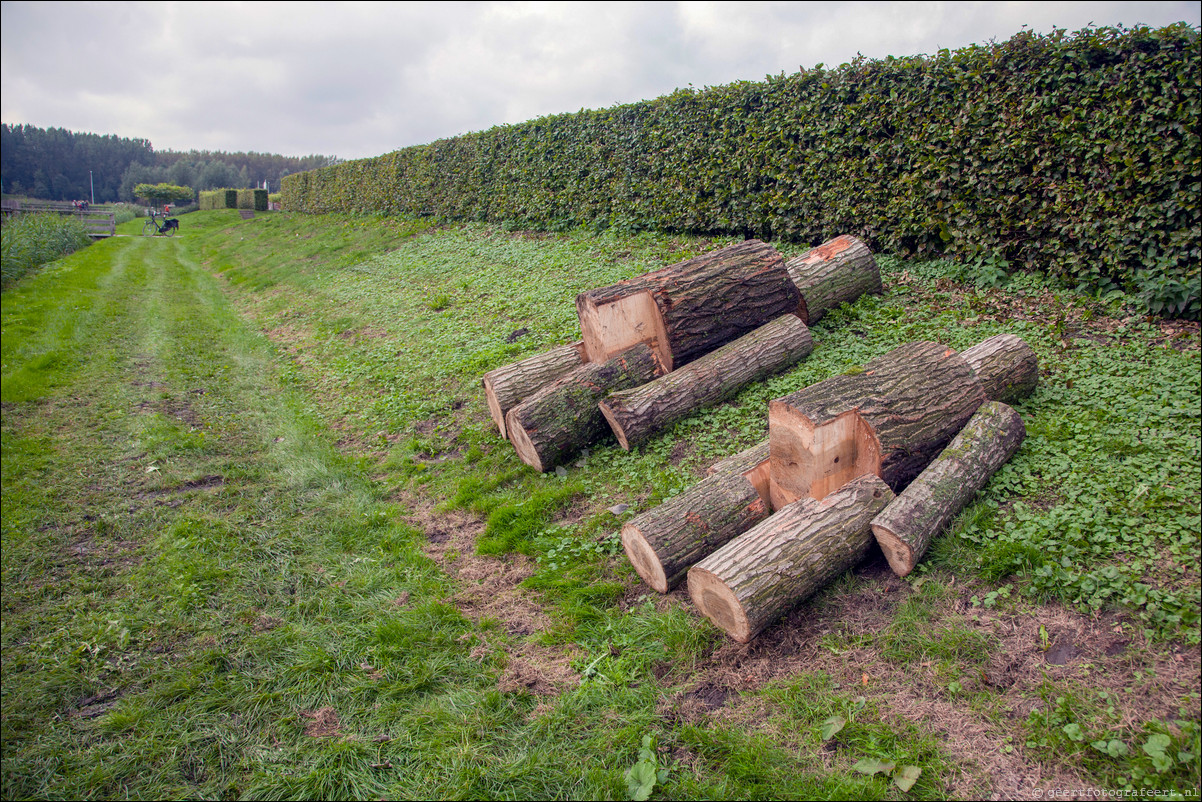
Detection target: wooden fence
<box><xmin>1</xmin><ymin>200</ymin><xmax>116</xmax><ymax>237</ymax></box>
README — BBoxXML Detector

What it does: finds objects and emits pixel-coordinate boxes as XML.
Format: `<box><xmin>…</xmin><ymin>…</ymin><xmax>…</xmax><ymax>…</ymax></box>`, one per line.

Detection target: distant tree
<box><xmin>134</xmin><ymin>183</ymin><xmax>195</xmax><ymax>206</ymax></box>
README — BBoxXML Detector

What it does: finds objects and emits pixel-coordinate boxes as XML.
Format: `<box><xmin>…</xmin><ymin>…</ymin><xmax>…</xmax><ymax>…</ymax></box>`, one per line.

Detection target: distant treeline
<box><xmin>0</xmin><ymin>123</ymin><xmax>339</xmax><ymax>203</ymax></box>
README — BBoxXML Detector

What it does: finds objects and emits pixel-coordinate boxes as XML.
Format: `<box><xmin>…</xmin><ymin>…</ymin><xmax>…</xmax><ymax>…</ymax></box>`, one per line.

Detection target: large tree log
<box><xmin>960</xmin><ymin>333</ymin><xmax>1039</xmax><ymax>404</ymax></box>
<box><xmin>506</xmin><ymin>344</ymin><xmax>663</xmax><ymax>472</ymax></box>
<box><xmin>871</xmin><ymin>401</ymin><xmax>1026</xmax><ymax>577</ymax></box>
<box><xmin>688</xmin><ymin>475</ymin><xmax>893</xmax><ymax>642</ymax></box>
<box><xmin>785</xmin><ymin>235</ymin><xmax>883</xmax><ymax>324</ymax></box>
<box><xmin>768</xmin><ymin>341</ymin><xmax>987</xmax><ymax>508</ymax></box>
<box><xmin>621</xmin><ymin>459</ymin><xmax>771</xmax><ymax>594</ymax></box>
<box><xmin>576</xmin><ymin>239</ymin><xmax>802</xmax><ymax>371</ymax></box>
<box><xmin>482</xmin><ymin>341</ymin><xmax>587</xmax><ymax>439</ymax></box>
<box><xmin>599</xmin><ymin>315</ymin><xmax>812</xmax><ymax>450</ymax></box>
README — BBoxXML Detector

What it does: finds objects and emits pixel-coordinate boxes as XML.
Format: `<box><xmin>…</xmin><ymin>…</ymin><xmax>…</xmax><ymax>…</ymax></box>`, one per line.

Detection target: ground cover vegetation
<box><xmin>283</xmin><ymin>24</ymin><xmax>1199</xmax><ymax>320</ymax></box>
<box><xmin>2</xmin><ymin>210</ymin><xmax>1197</xmax><ymax>799</ymax></box>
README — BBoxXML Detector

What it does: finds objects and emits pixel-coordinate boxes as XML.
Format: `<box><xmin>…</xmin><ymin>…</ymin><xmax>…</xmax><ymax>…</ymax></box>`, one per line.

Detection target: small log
<box><xmin>768</xmin><ymin>341</ymin><xmax>987</xmax><ymax>508</ymax></box>
<box><xmin>576</xmin><ymin>239</ymin><xmax>802</xmax><ymax>370</ymax></box>
<box><xmin>785</xmin><ymin>235</ymin><xmax>883</xmax><ymax>324</ymax></box>
<box><xmin>960</xmin><ymin>333</ymin><xmax>1038</xmax><ymax>404</ymax></box>
<box><xmin>506</xmin><ymin>343</ymin><xmax>663</xmax><ymax>472</ymax></box>
<box><xmin>621</xmin><ymin>459</ymin><xmax>771</xmax><ymax>593</ymax></box>
<box><xmin>871</xmin><ymin>401</ymin><xmax>1026</xmax><ymax>577</ymax></box>
<box><xmin>599</xmin><ymin>315</ymin><xmax>812</xmax><ymax>450</ymax></box>
<box><xmin>688</xmin><ymin>474</ymin><xmax>893</xmax><ymax>642</ymax></box>
<box><xmin>482</xmin><ymin>341</ymin><xmax>587</xmax><ymax>439</ymax></box>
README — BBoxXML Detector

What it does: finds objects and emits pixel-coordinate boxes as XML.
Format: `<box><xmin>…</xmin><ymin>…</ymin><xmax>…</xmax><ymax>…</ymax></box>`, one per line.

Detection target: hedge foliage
<box><xmin>281</xmin><ymin>24</ymin><xmax>1199</xmax><ymax>306</ymax></box>
<box><xmin>199</xmin><ymin>188</ymin><xmax>270</xmax><ymax>211</ymax></box>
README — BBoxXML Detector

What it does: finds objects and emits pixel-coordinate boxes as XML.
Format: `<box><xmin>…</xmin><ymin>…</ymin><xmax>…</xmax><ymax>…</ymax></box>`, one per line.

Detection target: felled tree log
<box><xmin>688</xmin><ymin>475</ymin><xmax>893</xmax><ymax>642</ymax></box>
<box><xmin>599</xmin><ymin>315</ymin><xmax>812</xmax><ymax>450</ymax></box>
<box><xmin>576</xmin><ymin>239</ymin><xmax>802</xmax><ymax>371</ymax></box>
<box><xmin>871</xmin><ymin>401</ymin><xmax>1026</xmax><ymax>577</ymax></box>
<box><xmin>621</xmin><ymin>456</ymin><xmax>771</xmax><ymax>593</ymax></box>
<box><xmin>960</xmin><ymin>333</ymin><xmax>1039</xmax><ymax>404</ymax></box>
<box><xmin>707</xmin><ymin>440</ymin><xmax>770</xmax><ymax>478</ymax></box>
<box><xmin>768</xmin><ymin>341</ymin><xmax>987</xmax><ymax>508</ymax></box>
<box><xmin>506</xmin><ymin>343</ymin><xmax>663</xmax><ymax>472</ymax></box>
<box><xmin>786</xmin><ymin>235</ymin><xmax>883</xmax><ymax>324</ymax></box>
<box><xmin>482</xmin><ymin>342</ymin><xmax>587</xmax><ymax>439</ymax></box>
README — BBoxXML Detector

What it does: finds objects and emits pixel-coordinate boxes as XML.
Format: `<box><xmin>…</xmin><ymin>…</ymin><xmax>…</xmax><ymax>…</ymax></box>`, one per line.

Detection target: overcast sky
<box><xmin>2</xmin><ymin>1</ymin><xmax>1198</xmax><ymax>160</ymax></box>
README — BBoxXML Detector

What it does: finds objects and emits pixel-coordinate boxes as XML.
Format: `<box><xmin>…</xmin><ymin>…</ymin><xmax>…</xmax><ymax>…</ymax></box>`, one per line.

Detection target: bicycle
<box><xmin>141</xmin><ymin>210</ymin><xmax>179</xmax><ymax>237</ymax></box>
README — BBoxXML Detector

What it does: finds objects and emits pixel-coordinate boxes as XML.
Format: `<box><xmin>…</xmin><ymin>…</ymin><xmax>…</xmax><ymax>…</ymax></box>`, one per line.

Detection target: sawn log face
<box><xmin>576</xmin><ymin>239</ymin><xmax>802</xmax><ymax>370</ymax></box>
<box><xmin>688</xmin><ymin>474</ymin><xmax>893</xmax><ymax>642</ymax></box>
<box><xmin>768</xmin><ymin>341</ymin><xmax>987</xmax><ymax>508</ymax></box>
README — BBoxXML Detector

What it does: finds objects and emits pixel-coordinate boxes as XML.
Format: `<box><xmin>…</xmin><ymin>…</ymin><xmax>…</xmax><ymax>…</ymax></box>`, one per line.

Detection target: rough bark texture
<box><xmin>576</xmin><ymin>239</ymin><xmax>802</xmax><ymax>371</ymax></box>
<box><xmin>621</xmin><ymin>467</ymin><xmax>771</xmax><ymax>593</ymax></box>
<box><xmin>506</xmin><ymin>343</ymin><xmax>663</xmax><ymax>472</ymax></box>
<box><xmin>768</xmin><ymin>341</ymin><xmax>987</xmax><ymax>508</ymax></box>
<box><xmin>960</xmin><ymin>333</ymin><xmax>1039</xmax><ymax>404</ymax></box>
<box><xmin>872</xmin><ymin>401</ymin><xmax>1026</xmax><ymax>577</ymax></box>
<box><xmin>482</xmin><ymin>341</ymin><xmax>587</xmax><ymax>439</ymax></box>
<box><xmin>600</xmin><ymin>315</ymin><xmax>812</xmax><ymax>450</ymax></box>
<box><xmin>785</xmin><ymin>235</ymin><xmax>883</xmax><ymax>324</ymax></box>
<box><xmin>688</xmin><ymin>475</ymin><xmax>893</xmax><ymax>642</ymax></box>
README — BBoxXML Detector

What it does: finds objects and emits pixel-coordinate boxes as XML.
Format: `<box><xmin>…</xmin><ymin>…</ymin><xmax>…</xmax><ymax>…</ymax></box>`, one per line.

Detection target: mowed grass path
<box><xmin>1</xmin><ymin>221</ymin><xmax>900</xmax><ymax>800</ymax></box>
<box><xmin>3</xmin><ymin>212</ymin><xmax>1198</xmax><ymax>800</ymax></box>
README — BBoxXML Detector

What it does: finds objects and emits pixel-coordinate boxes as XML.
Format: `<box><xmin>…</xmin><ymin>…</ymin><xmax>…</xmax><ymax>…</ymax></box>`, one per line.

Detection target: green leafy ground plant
<box><xmin>3</xmin><ymin>211</ymin><xmax>1198</xmax><ymax>799</ymax></box>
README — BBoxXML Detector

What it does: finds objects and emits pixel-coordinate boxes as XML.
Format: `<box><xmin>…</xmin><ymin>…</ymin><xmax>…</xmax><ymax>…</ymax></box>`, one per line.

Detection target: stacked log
<box><xmin>576</xmin><ymin>240</ymin><xmax>802</xmax><ymax>371</ymax></box>
<box><xmin>620</xmin><ymin>453</ymin><xmax>772</xmax><ymax>593</ymax></box>
<box><xmin>482</xmin><ymin>341</ymin><xmax>587</xmax><ymax>439</ymax></box>
<box><xmin>600</xmin><ymin>315</ymin><xmax>813</xmax><ymax>450</ymax></box>
<box><xmin>688</xmin><ymin>475</ymin><xmax>893</xmax><ymax>642</ymax></box>
<box><xmin>786</xmin><ymin>235</ymin><xmax>883</xmax><ymax>324</ymax></box>
<box><xmin>506</xmin><ymin>344</ymin><xmax>663</xmax><ymax>472</ymax></box>
<box><xmin>768</xmin><ymin>341</ymin><xmax>987</xmax><ymax>508</ymax></box>
<box><xmin>960</xmin><ymin>333</ymin><xmax>1039</xmax><ymax>405</ymax></box>
<box><xmin>871</xmin><ymin>401</ymin><xmax>1026</xmax><ymax>577</ymax></box>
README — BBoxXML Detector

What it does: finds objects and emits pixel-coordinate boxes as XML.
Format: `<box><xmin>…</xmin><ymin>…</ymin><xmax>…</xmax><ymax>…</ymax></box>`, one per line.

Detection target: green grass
<box><xmin>3</xmin><ymin>210</ymin><xmax>1198</xmax><ymax>799</ymax></box>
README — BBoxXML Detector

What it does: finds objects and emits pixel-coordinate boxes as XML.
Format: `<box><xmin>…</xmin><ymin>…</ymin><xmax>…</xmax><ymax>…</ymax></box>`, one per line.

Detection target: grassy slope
<box><xmin>2</xmin><ymin>210</ymin><xmax>1198</xmax><ymax>799</ymax></box>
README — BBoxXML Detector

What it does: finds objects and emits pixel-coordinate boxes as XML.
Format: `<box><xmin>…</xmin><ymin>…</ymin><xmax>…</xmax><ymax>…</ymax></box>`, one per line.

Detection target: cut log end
<box><xmin>598</xmin><ymin>401</ymin><xmax>632</xmax><ymax>451</ymax></box>
<box><xmin>620</xmin><ymin>523</ymin><xmax>669</xmax><ymax>593</ymax></box>
<box><xmin>687</xmin><ymin>566</ymin><xmax>753</xmax><ymax>642</ymax></box>
<box><xmin>483</xmin><ymin>376</ymin><xmax>508</xmax><ymax>439</ymax></box>
<box><xmin>505</xmin><ymin>409</ymin><xmax>549</xmax><ymax>472</ymax></box>
<box><xmin>870</xmin><ymin>523</ymin><xmax>916</xmax><ymax>577</ymax></box>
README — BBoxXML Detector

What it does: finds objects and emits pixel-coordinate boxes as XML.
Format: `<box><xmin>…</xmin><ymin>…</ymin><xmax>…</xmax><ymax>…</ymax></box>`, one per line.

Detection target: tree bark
<box><xmin>768</xmin><ymin>341</ymin><xmax>987</xmax><ymax>508</ymax></box>
<box><xmin>621</xmin><ymin>463</ymin><xmax>771</xmax><ymax>594</ymax></box>
<box><xmin>960</xmin><ymin>333</ymin><xmax>1039</xmax><ymax>404</ymax></box>
<box><xmin>785</xmin><ymin>235</ymin><xmax>882</xmax><ymax>324</ymax></box>
<box><xmin>506</xmin><ymin>343</ymin><xmax>663</xmax><ymax>472</ymax></box>
<box><xmin>599</xmin><ymin>315</ymin><xmax>812</xmax><ymax>450</ymax></box>
<box><xmin>576</xmin><ymin>239</ymin><xmax>802</xmax><ymax>371</ymax></box>
<box><xmin>707</xmin><ymin>440</ymin><xmax>770</xmax><ymax>478</ymax></box>
<box><xmin>688</xmin><ymin>475</ymin><xmax>893</xmax><ymax>642</ymax></box>
<box><xmin>482</xmin><ymin>341</ymin><xmax>587</xmax><ymax>439</ymax></box>
<box><xmin>871</xmin><ymin>401</ymin><xmax>1026</xmax><ymax>577</ymax></box>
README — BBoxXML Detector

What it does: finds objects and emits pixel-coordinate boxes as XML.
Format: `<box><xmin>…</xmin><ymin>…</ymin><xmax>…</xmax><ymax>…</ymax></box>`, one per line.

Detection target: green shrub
<box><xmin>1</xmin><ymin>213</ymin><xmax>91</xmax><ymax>287</ymax></box>
<box><xmin>282</xmin><ymin>24</ymin><xmax>1199</xmax><ymax>315</ymax></box>
<box><xmin>253</xmin><ymin>188</ymin><xmax>268</xmax><ymax>211</ymax></box>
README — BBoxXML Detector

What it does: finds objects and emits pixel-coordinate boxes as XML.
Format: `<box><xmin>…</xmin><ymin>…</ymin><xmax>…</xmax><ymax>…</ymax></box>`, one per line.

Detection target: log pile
<box><xmin>476</xmin><ymin>231</ymin><xmax>1038</xmax><ymax>644</ymax></box>
<box><xmin>484</xmin><ymin>236</ymin><xmax>882</xmax><ymax>471</ymax></box>
<box><xmin>620</xmin><ymin>332</ymin><xmax>1039</xmax><ymax>642</ymax></box>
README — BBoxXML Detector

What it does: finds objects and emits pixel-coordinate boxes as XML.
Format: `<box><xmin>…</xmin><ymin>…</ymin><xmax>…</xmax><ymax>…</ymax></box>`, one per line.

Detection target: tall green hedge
<box><xmin>282</xmin><ymin>24</ymin><xmax>1199</xmax><ymax>299</ymax></box>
